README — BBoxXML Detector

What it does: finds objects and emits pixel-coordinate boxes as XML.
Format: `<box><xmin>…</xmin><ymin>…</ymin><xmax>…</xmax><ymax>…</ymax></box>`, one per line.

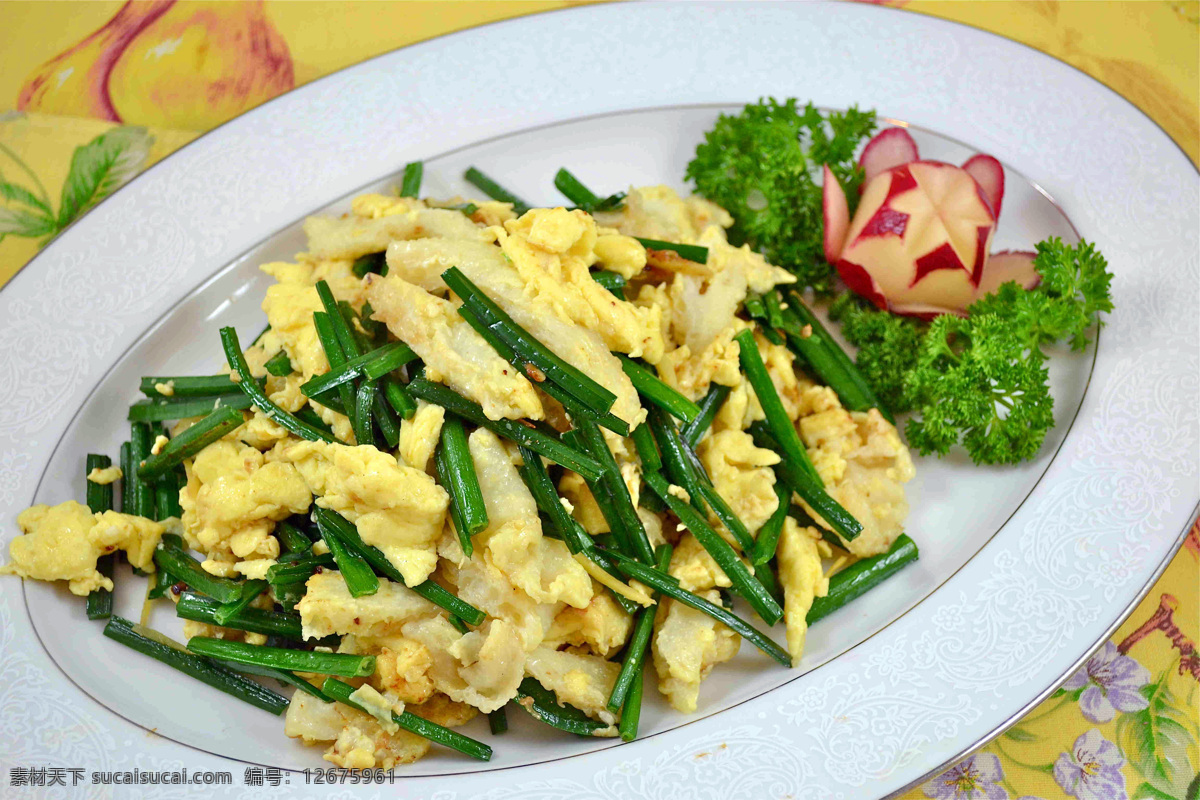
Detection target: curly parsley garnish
<box><xmin>686</xmin><ymin>98</ymin><xmax>875</xmax><ymax>292</ymax></box>
<box><xmin>833</xmin><ymin>238</ymin><xmax>1113</xmax><ymax>464</ymax></box>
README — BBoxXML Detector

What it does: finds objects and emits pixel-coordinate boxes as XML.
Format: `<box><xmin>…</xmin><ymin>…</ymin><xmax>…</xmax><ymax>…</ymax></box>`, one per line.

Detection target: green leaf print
<box><xmin>0</xmin><ymin>180</ymin><xmax>52</xmax><ymax>217</ymax></box>
<box><xmin>1002</xmin><ymin>725</ymin><xmax>1039</xmax><ymax>743</ymax></box>
<box><xmin>56</xmin><ymin>126</ymin><xmax>153</xmax><ymax>228</ymax></box>
<box><xmin>1133</xmin><ymin>781</ymin><xmax>1179</xmax><ymax>800</ymax></box>
<box><xmin>0</xmin><ymin>206</ymin><xmax>56</xmax><ymax>242</ymax></box>
<box><xmin>0</xmin><ymin>126</ymin><xmax>153</xmax><ymax>248</ymax></box>
<box><xmin>1116</xmin><ymin>664</ymin><xmax>1198</xmax><ymax>799</ymax></box>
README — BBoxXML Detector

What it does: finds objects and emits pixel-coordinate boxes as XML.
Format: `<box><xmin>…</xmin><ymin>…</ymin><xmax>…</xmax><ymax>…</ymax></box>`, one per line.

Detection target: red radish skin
<box><xmin>857</xmin><ymin>127</ymin><xmax>920</xmax><ymax>185</ymax></box>
<box><xmin>973</xmin><ymin>251</ymin><xmax>1040</xmax><ymax>298</ymax></box>
<box><xmin>822</xmin><ymin>164</ymin><xmax>850</xmax><ymax>262</ymax></box>
<box><xmin>835</xmin><ymin>260</ymin><xmax>889</xmax><ymax>310</ymax></box>
<box><xmin>861</xmin><ymin>205</ymin><xmax>909</xmax><ymax>239</ymax></box>
<box><xmin>911</xmin><ymin>242</ymin><xmax>966</xmax><ymax>286</ymax></box>
<box><xmin>971</xmin><ymin>224</ymin><xmax>991</xmax><ymax>286</ymax></box>
<box><xmin>962</xmin><ymin>154</ymin><xmax>1005</xmax><ymax>218</ymax></box>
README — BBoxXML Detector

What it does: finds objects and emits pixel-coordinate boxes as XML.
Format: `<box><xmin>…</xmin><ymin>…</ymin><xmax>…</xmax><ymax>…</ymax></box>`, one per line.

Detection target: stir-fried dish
<box><xmin>1</xmin><ymin>99</ymin><xmax>1111</xmax><ymax>769</ymax></box>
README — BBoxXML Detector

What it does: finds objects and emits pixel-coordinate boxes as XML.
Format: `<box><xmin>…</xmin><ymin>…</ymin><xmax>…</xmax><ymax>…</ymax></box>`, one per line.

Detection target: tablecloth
<box><xmin>1</xmin><ymin>2</ymin><xmax>1196</xmax><ymax>798</ymax></box>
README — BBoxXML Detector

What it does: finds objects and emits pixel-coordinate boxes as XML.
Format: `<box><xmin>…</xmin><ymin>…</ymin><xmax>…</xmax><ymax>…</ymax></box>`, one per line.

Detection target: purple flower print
<box><xmin>1062</xmin><ymin>641</ymin><xmax>1151</xmax><ymax>723</ymax></box>
<box><xmin>1054</xmin><ymin>729</ymin><xmax>1127</xmax><ymax>800</ymax></box>
<box><xmin>922</xmin><ymin>752</ymin><xmax>1007</xmax><ymax>800</ymax></box>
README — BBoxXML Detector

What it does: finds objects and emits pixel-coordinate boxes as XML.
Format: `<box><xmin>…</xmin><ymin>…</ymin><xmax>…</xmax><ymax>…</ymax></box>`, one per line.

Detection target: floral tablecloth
<box><xmin>1</xmin><ymin>2</ymin><xmax>1196</xmax><ymax>799</ymax></box>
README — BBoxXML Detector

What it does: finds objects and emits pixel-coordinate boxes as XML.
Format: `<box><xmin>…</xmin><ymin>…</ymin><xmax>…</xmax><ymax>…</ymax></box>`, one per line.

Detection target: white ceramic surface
<box><xmin>1</xmin><ymin>4</ymin><xmax>1196</xmax><ymax>799</ymax></box>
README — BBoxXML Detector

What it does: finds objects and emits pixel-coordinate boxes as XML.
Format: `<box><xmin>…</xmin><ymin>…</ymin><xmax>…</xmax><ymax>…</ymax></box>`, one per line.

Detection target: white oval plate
<box><xmin>1</xmin><ymin>4</ymin><xmax>1196</xmax><ymax>798</ymax></box>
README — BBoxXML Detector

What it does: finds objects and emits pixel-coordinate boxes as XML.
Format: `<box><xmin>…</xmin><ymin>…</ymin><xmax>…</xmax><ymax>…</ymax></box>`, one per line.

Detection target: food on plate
<box><xmin>2</xmin><ymin>97</ymin><xmax>1111</xmax><ymax>769</ymax></box>
<box><xmin>696</xmin><ymin>100</ymin><xmax>1113</xmax><ymax>465</ymax></box>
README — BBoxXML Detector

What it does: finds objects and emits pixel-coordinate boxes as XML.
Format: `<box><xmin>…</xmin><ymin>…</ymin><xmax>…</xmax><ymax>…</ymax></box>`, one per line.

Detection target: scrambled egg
<box><xmin>365</xmin><ymin>273</ymin><xmax>544</xmax><ymax>421</ymax></box>
<box><xmin>4</xmin><ymin>180</ymin><xmax>920</xmax><ymax>768</ymax></box>
<box><xmin>276</xmin><ymin>440</ymin><xmax>448</xmax><ymax>587</ymax></box>
<box><xmin>668</xmin><ymin>533</ymin><xmax>732</xmax><ymax>593</ymax></box>
<box><xmin>793</xmin><ymin>382</ymin><xmax>915</xmax><ymax>557</ymax></box>
<box><xmin>651</xmin><ymin>590</ymin><xmax>740</xmax><ymax>714</ymax></box>
<box><xmin>285</xmin><ymin>691</ymin><xmax>427</xmax><ymax>769</ymax></box>
<box><xmin>87</xmin><ymin>465</ymin><xmax>122</xmax><ymax>484</ymax></box>
<box><xmin>524</xmin><ymin>645</ymin><xmax>621</xmax><ymax>727</ymax></box>
<box><xmin>339</xmin><ymin>633</ymin><xmax>436</xmax><ymax>704</ymax></box>
<box><xmin>384</xmin><ymin>237</ymin><xmax>645</xmax><ymax>429</ymax></box>
<box><xmin>0</xmin><ymin>502</ymin><xmax>164</xmax><ymax>595</ymax></box>
<box><xmin>179</xmin><ymin>437</ymin><xmax>310</xmax><ymax>579</ymax></box>
<box><xmin>698</xmin><ymin>429</ymin><xmax>781</xmax><ymax>537</ymax></box>
<box><xmin>557</xmin><ymin>470</ymin><xmax>608</xmax><ymax>536</ymax></box>
<box><xmin>544</xmin><ymin>591</ymin><xmax>633</xmax><ymax>657</ymax></box>
<box><xmin>287</xmin><ymin>688</ymin><xmax>477</xmax><ymax>770</ymax></box>
<box><xmin>441</xmin><ymin>553</ymin><xmax>560</xmax><ymax>653</ymax></box>
<box><xmin>303</xmin><ymin>204</ymin><xmax>488</xmax><ymax>260</ymax></box>
<box><xmin>653</xmin><ymin>321</ymin><xmax>743</xmax><ymax>401</ymax></box>
<box><xmin>397</xmin><ymin>400</ymin><xmax>445</xmax><ymax>472</ymax></box>
<box><xmin>297</xmin><ymin>570</ymin><xmax>438</xmax><ymax>640</ymax></box>
<box><xmin>608</xmin><ymin>186</ymin><xmax>793</xmax><ymax>401</ymax></box>
<box><xmin>402</xmin><ymin>615</ymin><xmax>526</xmax><ymax>713</ymax></box>
<box><xmin>498</xmin><ymin>208</ymin><xmax>664</xmax><ymax>363</ymax></box>
<box><xmin>776</xmin><ymin>518</ymin><xmax>829</xmax><ymax>666</ymax></box>
<box><xmin>468</xmin><ymin>429</ymin><xmax>592</xmax><ymax>609</ymax></box>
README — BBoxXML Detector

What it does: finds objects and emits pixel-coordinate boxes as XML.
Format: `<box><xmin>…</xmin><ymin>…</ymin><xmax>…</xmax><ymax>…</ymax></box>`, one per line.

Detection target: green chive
<box><xmin>607</xmin><ymin>544</ymin><xmax>671</xmax><ymax>713</ymax></box>
<box><xmin>85</xmin><ymin>454</ymin><xmax>114</xmax><ymax>620</ymax></box>
<box><xmin>264</xmin><ymin>350</ymin><xmax>293</xmax><ymax>377</ymax></box>
<box><xmin>187</xmin><ymin>637</ymin><xmax>375</xmax><ymax>677</ymax></box>
<box><xmin>400</xmin><ymin>161</ymin><xmax>423</xmax><ymax>198</ymax></box>
<box><xmin>634</xmin><ymin>237</ymin><xmax>708</xmax><ymax>265</ymax></box>
<box><xmin>591</xmin><ymin>270</ymin><xmax>627</xmax><ymax>297</ymax></box>
<box><xmin>315</xmin><ymin>514</ymin><xmax>380</xmax><ymax>598</ymax></box>
<box><xmin>220</xmin><ymin>327</ymin><xmax>337</xmax><ymax>444</ymax></box>
<box><xmin>603</xmin><ymin>549</ymin><xmax>790</xmax><ymax>667</ymax></box>
<box><xmin>456</xmin><ymin>305</ymin><xmax>628</xmax><ymax>436</ymax></box>
<box><xmin>752</xmin><ymin>481</ymin><xmax>791</xmax><ymax>565</ymax></box>
<box><xmin>128</xmin><ymin>393</ymin><xmax>254</xmax><ymax>423</ymax></box>
<box><xmin>154</xmin><ymin>544</ymin><xmax>245</xmax><ymax>604</ymax></box>
<box><xmin>137</xmin><ymin>405</ymin><xmax>244</xmax><ymax>482</ymax></box>
<box><xmin>129</xmin><ymin>423</ymin><xmax>154</xmax><ymax>517</ymax></box>
<box><xmin>176</xmin><ymin>593</ymin><xmax>309</xmax><ymax>642</ymax></box>
<box><xmin>618</xmin><ymin>355</ymin><xmax>700</xmax><ymax>423</ymax></box>
<box><xmin>313</xmin><ymin>508</ymin><xmax>485</xmax><ymax>625</ymax></box>
<box><xmin>681</xmin><ymin>384</ymin><xmax>730</xmax><ymax>446</ymax></box>
<box><xmin>515</xmin><ymin>677</ymin><xmax>609</xmax><ymax>736</ymax></box>
<box><xmin>301</xmin><ymin>340</ymin><xmax>417</xmax><ymax>398</ymax></box>
<box><xmin>644</xmin><ymin>471</ymin><xmax>781</xmax><ymax>625</ymax></box>
<box><xmin>323</xmin><ymin>677</ymin><xmax>492</xmax><ymax>760</ymax></box>
<box><xmin>352</xmin><ymin>251</ymin><xmax>388</xmax><ymax>279</ymax></box>
<box><xmin>103</xmin><ymin>617</ymin><xmax>287</xmax><ymax>715</ymax></box>
<box><xmin>464</xmin><ymin>167</ymin><xmax>529</xmax><ymax>214</ymax></box>
<box><xmin>444</xmin><ymin>267</ymin><xmax>617</xmax><ymax>415</ymax></box>
<box><xmin>807</xmin><ymin>534</ymin><xmax>919</xmax><ymax>625</ymax></box>
<box><xmin>213</xmin><ymin>580</ymin><xmax>268</xmax><ymax>626</ymax></box>
<box><xmin>140</xmin><ymin>375</ymin><xmax>244</xmax><ymax>398</ymax></box>
<box><xmin>407</xmin><ymin>377</ymin><xmax>604</xmax><ymax>481</ymax></box>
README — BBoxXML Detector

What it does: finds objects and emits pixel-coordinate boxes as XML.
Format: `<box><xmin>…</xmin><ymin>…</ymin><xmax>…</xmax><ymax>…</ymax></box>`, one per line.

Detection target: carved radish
<box><xmin>857</xmin><ymin>127</ymin><xmax>920</xmax><ymax>185</ymax></box>
<box><xmin>822</xmin><ymin>165</ymin><xmax>850</xmax><ymax>263</ymax></box>
<box><xmin>962</xmin><ymin>154</ymin><xmax>1005</xmax><ymax>217</ymax></box>
<box><xmin>823</xmin><ymin>129</ymin><xmax>1035</xmax><ymax>317</ymax></box>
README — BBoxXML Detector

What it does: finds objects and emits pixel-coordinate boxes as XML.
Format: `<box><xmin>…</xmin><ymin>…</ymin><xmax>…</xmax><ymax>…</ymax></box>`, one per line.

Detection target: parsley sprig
<box><xmin>831</xmin><ymin>238</ymin><xmax>1113</xmax><ymax>464</ymax></box>
<box><xmin>686</xmin><ymin>99</ymin><xmax>875</xmax><ymax>292</ymax></box>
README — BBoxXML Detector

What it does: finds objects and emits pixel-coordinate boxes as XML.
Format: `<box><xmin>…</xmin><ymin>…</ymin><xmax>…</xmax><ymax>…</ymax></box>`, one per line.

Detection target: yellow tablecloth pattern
<box><xmin>0</xmin><ymin>3</ymin><xmax>1196</xmax><ymax>798</ymax></box>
